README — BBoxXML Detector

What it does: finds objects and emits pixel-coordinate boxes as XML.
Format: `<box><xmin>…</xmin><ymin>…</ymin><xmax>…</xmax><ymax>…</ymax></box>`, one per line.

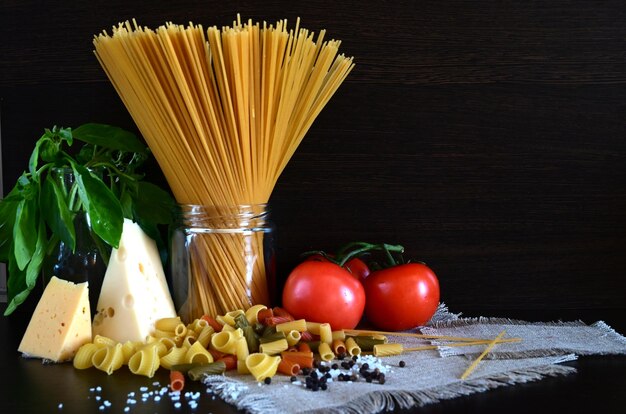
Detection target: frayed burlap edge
<box><xmin>202</xmin><ymin>355</ymin><xmax>578</xmax><ymax>414</ymax></box>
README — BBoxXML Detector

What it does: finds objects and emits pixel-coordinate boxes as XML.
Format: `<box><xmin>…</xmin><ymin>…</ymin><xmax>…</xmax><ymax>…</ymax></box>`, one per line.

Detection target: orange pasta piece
<box><xmin>300</xmin><ymin>331</ymin><xmax>315</xmax><ymax>342</ymax></box>
<box><xmin>257</xmin><ymin>308</ymin><xmax>274</xmax><ymax>325</ymax></box>
<box><xmin>265</xmin><ymin>316</ymin><xmax>294</xmax><ymax>326</ymax></box>
<box><xmin>272</xmin><ymin>307</ymin><xmax>295</xmax><ymax>320</ymax></box>
<box><xmin>278</xmin><ymin>358</ymin><xmax>300</xmax><ymax>376</ymax></box>
<box><xmin>201</xmin><ymin>315</ymin><xmax>223</xmax><ymax>332</ymax></box>
<box><xmin>209</xmin><ymin>349</ymin><xmax>227</xmax><ymax>361</ymax></box>
<box><xmin>281</xmin><ymin>351</ymin><xmax>314</xmax><ymax>369</ymax></box>
<box><xmin>170</xmin><ymin>370</ymin><xmax>185</xmax><ymax>392</ymax></box>
<box><xmin>218</xmin><ymin>355</ymin><xmax>238</xmax><ymax>371</ymax></box>
<box><xmin>298</xmin><ymin>342</ymin><xmax>312</xmax><ymax>353</ymax></box>
<box><xmin>332</xmin><ymin>339</ymin><xmax>347</xmax><ymax>355</ymax></box>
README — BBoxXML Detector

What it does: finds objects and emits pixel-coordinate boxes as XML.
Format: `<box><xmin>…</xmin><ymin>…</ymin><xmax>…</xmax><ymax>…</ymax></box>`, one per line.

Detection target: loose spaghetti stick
<box><xmin>460</xmin><ymin>330</ymin><xmax>507</xmax><ymax>380</ymax></box>
<box><xmin>372</xmin><ymin>336</ymin><xmax>521</xmax><ymax>356</ymax></box>
<box><xmin>345</xmin><ymin>329</ymin><xmax>513</xmax><ymax>343</ymax></box>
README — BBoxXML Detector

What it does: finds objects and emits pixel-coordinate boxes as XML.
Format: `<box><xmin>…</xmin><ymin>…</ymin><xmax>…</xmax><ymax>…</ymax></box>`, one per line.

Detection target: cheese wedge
<box><xmin>92</xmin><ymin>219</ymin><xmax>176</xmax><ymax>343</ymax></box>
<box><xmin>18</xmin><ymin>276</ymin><xmax>92</xmax><ymax>362</ymax></box>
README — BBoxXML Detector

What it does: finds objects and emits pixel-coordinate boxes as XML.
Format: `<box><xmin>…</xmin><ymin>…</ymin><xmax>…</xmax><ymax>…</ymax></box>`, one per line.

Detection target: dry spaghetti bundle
<box><xmin>93</xmin><ymin>17</ymin><xmax>354</xmax><ymax>321</ymax></box>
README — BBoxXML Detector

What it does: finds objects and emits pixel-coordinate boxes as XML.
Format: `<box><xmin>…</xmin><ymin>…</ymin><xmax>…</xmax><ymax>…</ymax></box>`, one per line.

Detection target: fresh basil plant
<box><xmin>0</xmin><ymin>123</ymin><xmax>176</xmax><ymax>315</ymax></box>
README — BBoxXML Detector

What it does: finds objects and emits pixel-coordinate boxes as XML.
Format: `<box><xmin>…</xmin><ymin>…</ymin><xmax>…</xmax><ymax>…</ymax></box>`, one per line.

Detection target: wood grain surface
<box><xmin>1</xmin><ymin>0</ymin><xmax>625</xmax><ymax>314</ymax></box>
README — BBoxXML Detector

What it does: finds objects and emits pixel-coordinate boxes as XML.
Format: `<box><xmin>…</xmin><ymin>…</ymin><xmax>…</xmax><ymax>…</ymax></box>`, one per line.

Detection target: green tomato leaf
<box><xmin>26</xmin><ymin>218</ymin><xmax>47</xmax><ymax>289</ymax></box>
<box><xmin>132</xmin><ymin>181</ymin><xmax>176</xmax><ymax>225</ymax></box>
<box><xmin>13</xmin><ymin>197</ymin><xmax>38</xmax><ymax>271</ymax></box>
<box><xmin>72</xmin><ymin>163</ymin><xmax>123</xmax><ymax>249</ymax></box>
<box><xmin>41</xmin><ymin>174</ymin><xmax>76</xmax><ymax>251</ymax></box>
<box><xmin>72</xmin><ymin>123</ymin><xmax>148</xmax><ymax>154</ymax></box>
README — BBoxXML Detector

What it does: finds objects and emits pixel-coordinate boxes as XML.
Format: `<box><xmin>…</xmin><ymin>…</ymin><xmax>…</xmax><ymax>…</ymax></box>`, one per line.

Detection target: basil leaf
<box><xmin>72</xmin><ymin>163</ymin><xmax>123</xmax><ymax>249</ymax></box>
<box><xmin>4</xmin><ymin>245</ymin><xmax>30</xmax><ymax>316</ymax></box>
<box><xmin>28</xmin><ymin>138</ymin><xmax>45</xmax><ymax>177</ymax></box>
<box><xmin>0</xmin><ymin>188</ymin><xmax>22</xmax><ymax>261</ymax></box>
<box><xmin>58</xmin><ymin>126</ymin><xmax>73</xmax><ymax>145</ymax></box>
<box><xmin>42</xmin><ymin>174</ymin><xmax>76</xmax><ymax>251</ymax></box>
<box><xmin>120</xmin><ymin>191</ymin><xmax>134</xmax><ymax>219</ymax></box>
<box><xmin>13</xmin><ymin>197</ymin><xmax>38</xmax><ymax>271</ymax></box>
<box><xmin>72</xmin><ymin>123</ymin><xmax>148</xmax><ymax>154</ymax></box>
<box><xmin>25</xmin><ymin>218</ymin><xmax>47</xmax><ymax>289</ymax></box>
<box><xmin>132</xmin><ymin>181</ymin><xmax>176</xmax><ymax>225</ymax></box>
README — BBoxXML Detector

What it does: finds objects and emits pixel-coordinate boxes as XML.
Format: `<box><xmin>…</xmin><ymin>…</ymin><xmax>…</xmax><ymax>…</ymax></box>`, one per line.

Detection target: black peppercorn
<box><xmin>352</xmin><ymin>355</ymin><xmax>358</xmax><ymax>362</ymax></box>
<box><xmin>331</xmin><ymin>363</ymin><xmax>339</xmax><ymax>370</ymax></box>
<box><xmin>366</xmin><ymin>377</ymin><xmax>373</xmax><ymax>383</ymax></box>
<box><xmin>290</xmin><ymin>376</ymin><xmax>297</xmax><ymax>382</ymax></box>
<box><xmin>264</xmin><ymin>377</ymin><xmax>271</xmax><ymax>385</ymax></box>
<box><xmin>399</xmin><ymin>361</ymin><xmax>406</xmax><ymax>368</ymax></box>
<box><xmin>302</xmin><ymin>367</ymin><xmax>311</xmax><ymax>375</ymax></box>
<box><xmin>321</xmin><ymin>383</ymin><xmax>328</xmax><ymax>391</ymax></box>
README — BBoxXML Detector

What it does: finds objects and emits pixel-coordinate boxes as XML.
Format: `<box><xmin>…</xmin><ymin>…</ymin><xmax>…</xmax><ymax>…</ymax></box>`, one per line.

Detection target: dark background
<box><xmin>1</xmin><ymin>0</ymin><xmax>625</xmax><ymax>319</ymax></box>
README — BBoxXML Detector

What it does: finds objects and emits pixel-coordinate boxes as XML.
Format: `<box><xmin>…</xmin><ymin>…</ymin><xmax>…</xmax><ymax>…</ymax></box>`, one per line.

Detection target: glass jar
<box><xmin>170</xmin><ymin>204</ymin><xmax>276</xmax><ymax>323</ymax></box>
<box><xmin>41</xmin><ymin>167</ymin><xmax>110</xmax><ymax>317</ymax></box>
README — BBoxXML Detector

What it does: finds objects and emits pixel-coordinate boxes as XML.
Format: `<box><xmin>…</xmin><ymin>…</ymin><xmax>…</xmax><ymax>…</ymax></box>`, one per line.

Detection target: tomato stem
<box><xmin>337</xmin><ymin>242</ymin><xmax>404</xmax><ymax>267</ymax></box>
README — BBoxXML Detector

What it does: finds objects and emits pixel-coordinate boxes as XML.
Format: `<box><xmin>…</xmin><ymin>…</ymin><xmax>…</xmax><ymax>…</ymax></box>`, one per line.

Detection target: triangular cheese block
<box><xmin>18</xmin><ymin>276</ymin><xmax>92</xmax><ymax>362</ymax></box>
<box><xmin>92</xmin><ymin>218</ymin><xmax>177</xmax><ymax>343</ymax></box>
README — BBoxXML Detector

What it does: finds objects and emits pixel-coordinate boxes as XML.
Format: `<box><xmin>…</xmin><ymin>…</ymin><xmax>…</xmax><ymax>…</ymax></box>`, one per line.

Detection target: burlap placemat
<box><xmin>200</xmin><ymin>305</ymin><xmax>626</xmax><ymax>413</ymax></box>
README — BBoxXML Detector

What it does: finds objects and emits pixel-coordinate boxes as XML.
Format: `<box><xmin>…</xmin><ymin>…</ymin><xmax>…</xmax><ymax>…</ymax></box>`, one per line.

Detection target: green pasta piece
<box><xmin>253</xmin><ymin>323</ymin><xmax>266</xmax><ymax>334</ymax></box>
<box><xmin>187</xmin><ymin>361</ymin><xmax>227</xmax><ymax>381</ymax></box>
<box><xmin>170</xmin><ymin>362</ymin><xmax>211</xmax><ymax>374</ymax></box>
<box><xmin>259</xmin><ymin>331</ymin><xmax>286</xmax><ymax>344</ymax></box>
<box><xmin>306</xmin><ymin>340</ymin><xmax>321</xmax><ymax>353</ymax></box>
<box><xmin>351</xmin><ymin>336</ymin><xmax>386</xmax><ymax>351</ymax></box>
<box><xmin>243</xmin><ymin>325</ymin><xmax>260</xmax><ymax>352</ymax></box>
<box><xmin>235</xmin><ymin>313</ymin><xmax>250</xmax><ymax>329</ymax></box>
<box><xmin>261</xmin><ymin>324</ymin><xmax>277</xmax><ymax>337</ymax></box>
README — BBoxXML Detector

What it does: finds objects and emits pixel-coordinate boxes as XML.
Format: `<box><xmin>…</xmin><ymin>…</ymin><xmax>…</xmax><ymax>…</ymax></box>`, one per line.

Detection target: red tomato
<box><xmin>344</xmin><ymin>257</ymin><xmax>370</xmax><ymax>283</ymax></box>
<box><xmin>282</xmin><ymin>261</ymin><xmax>366</xmax><ymax>330</ymax></box>
<box><xmin>363</xmin><ymin>263</ymin><xmax>440</xmax><ymax>331</ymax></box>
<box><xmin>305</xmin><ymin>253</ymin><xmax>370</xmax><ymax>283</ymax></box>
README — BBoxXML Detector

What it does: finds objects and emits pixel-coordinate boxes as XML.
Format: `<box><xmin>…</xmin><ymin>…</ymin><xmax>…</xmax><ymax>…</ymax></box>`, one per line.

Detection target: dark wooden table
<box><xmin>2</xmin><ymin>304</ymin><xmax>625</xmax><ymax>413</ymax></box>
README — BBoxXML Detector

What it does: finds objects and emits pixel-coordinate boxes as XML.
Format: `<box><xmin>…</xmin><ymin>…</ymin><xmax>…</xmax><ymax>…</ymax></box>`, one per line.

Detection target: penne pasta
<box><xmin>332</xmin><ymin>339</ymin><xmax>347</xmax><ymax>355</ymax></box>
<box><xmin>275</xmin><ymin>319</ymin><xmax>307</xmax><ymax>333</ymax></box>
<box><xmin>345</xmin><ymin>337</ymin><xmax>361</xmax><ymax>356</ymax></box>
<box><xmin>373</xmin><ymin>343</ymin><xmax>403</xmax><ymax>357</ymax></box>
<box><xmin>318</xmin><ymin>342</ymin><xmax>335</xmax><ymax>362</ymax></box>
<box><xmin>285</xmin><ymin>330</ymin><xmax>301</xmax><ymax>347</ymax></box>
<box><xmin>259</xmin><ymin>339</ymin><xmax>289</xmax><ymax>355</ymax></box>
<box><xmin>319</xmin><ymin>323</ymin><xmax>333</xmax><ymax>345</ymax></box>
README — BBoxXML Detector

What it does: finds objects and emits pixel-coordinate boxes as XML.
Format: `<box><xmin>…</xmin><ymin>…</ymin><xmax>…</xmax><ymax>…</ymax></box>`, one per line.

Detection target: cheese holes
<box><xmin>123</xmin><ymin>294</ymin><xmax>135</xmax><ymax>309</ymax></box>
<box><xmin>117</xmin><ymin>246</ymin><xmax>127</xmax><ymax>261</ymax></box>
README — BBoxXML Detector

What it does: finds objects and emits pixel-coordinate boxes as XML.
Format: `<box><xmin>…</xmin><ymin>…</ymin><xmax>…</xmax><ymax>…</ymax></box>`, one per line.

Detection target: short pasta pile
<box><xmin>73</xmin><ymin>305</ymin><xmax>400</xmax><ymax>385</ymax></box>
